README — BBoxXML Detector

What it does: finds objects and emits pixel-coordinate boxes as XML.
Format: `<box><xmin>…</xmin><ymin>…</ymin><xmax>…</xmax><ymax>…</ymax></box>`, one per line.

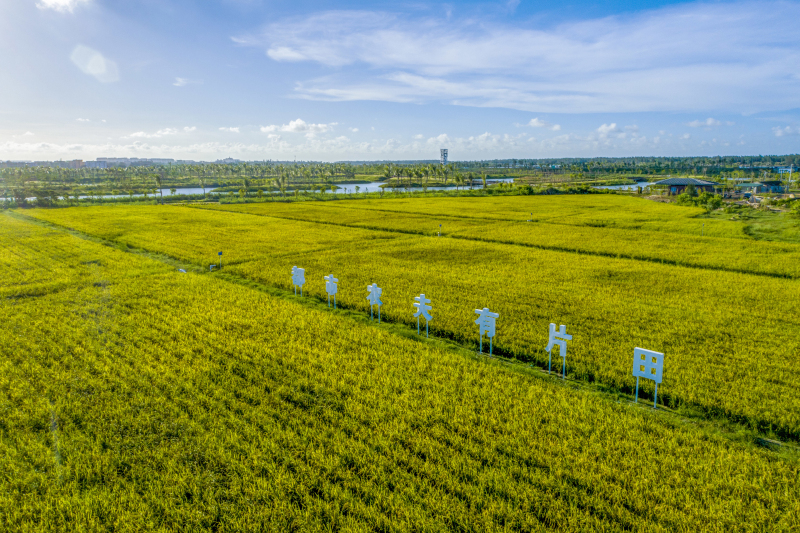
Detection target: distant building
<box><xmin>216</xmin><ymin>157</ymin><xmax>240</xmax><ymax>164</ymax></box>
<box><xmin>85</xmin><ymin>161</ymin><xmax>108</xmax><ymax>169</ymax></box>
<box><xmin>652</xmin><ymin>177</ymin><xmax>718</xmax><ymax>195</ymax></box>
<box><xmin>440</xmin><ymin>149</ymin><xmax>448</xmax><ymax>165</ymax></box>
<box><xmin>736</xmin><ymin>181</ymin><xmax>785</xmax><ymax>194</ymax></box>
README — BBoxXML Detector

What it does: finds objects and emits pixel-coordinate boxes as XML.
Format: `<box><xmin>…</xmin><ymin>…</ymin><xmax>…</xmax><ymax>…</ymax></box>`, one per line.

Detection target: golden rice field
<box><xmin>2</xmin><ymin>209</ymin><xmax>800</xmax><ymax>531</ymax></box>
<box><xmin>204</xmin><ymin>199</ymin><xmax>800</xmax><ymax>278</ymax></box>
<box><xmin>27</xmin><ymin>199</ymin><xmax>800</xmax><ymax>440</ymax></box>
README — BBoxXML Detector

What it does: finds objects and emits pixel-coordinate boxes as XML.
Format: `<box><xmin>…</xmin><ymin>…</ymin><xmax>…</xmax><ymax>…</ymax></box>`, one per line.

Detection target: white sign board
<box><xmin>291</xmin><ymin>266</ymin><xmax>306</xmax><ymax>295</ymax></box>
<box><xmin>413</xmin><ymin>294</ymin><xmax>432</xmax><ymax>337</ymax></box>
<box><xmin>367</xmin><ymin>283</ymin><xmax>383</xmax><ymax>321</ymax></box>
<box><xmin>324</xmin><ymin>274</ymin><xmax>339</xmax><ymax>308</ymax></box>
<box><xmin>633</xmin><ymin>347</ymin><xmax>665</xmax><ymax>408</ymax></box>
<box><xmin>546</xmin><ymin>323</ymin><xmax>572</xmax><ymax>378</ymax></box>
<box><xmin>474</xmin><ymin>307</ymin><xmax>499</xmax><ymax>354</ymax></box>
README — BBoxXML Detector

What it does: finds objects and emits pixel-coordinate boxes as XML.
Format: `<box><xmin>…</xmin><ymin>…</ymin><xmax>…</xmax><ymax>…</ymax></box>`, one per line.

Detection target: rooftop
<box><xmin>652</xmin><ymin>177</ymin><xmax>719</xmax><ymax>186</ymax></box>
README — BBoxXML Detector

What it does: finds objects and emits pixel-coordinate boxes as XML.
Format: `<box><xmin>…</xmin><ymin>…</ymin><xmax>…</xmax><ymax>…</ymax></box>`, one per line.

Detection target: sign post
<box><xmin>474</xmin><ymin>308</ymin><xmax>500</xmax><ymax>354</ymax></box>
<box><xmin>413</xmin><ymin>294</ymin><xmax>432</xmax><ymax>337</ymax></box>
<box><xmin>367</xmin><ymin>283</ymin><xmax>383</xmax><ymax>322</ymax></box>
<box><xmin>325</xmin><ymin>274</ymin><xmax>339</xmax><ymax>308</ymax></box>
<box><xmin>632</xmin><ymin>347</ymin><xmax>665</xmax><ymax>408</ymax></box>
<box><xmin>291</xmin><ymin>266</ymin><xmax>306</xmax><ymax>296</ymax></box>
<box><xmin>546</xmin><ymin>323</ymin><xmax>572</xmax><ymax>378</ymax></box>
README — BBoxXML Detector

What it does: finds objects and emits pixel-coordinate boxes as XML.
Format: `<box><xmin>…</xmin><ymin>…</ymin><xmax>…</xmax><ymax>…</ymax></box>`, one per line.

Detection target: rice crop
<box><xmin>26</xmin><ymin>204</ymin><xmax>800</xmax><ymax>439</ymax></box>
<box><xmin>2</xmin><ymin>212</ymin><xmax>799</xmax><ymax>531</ymax></box>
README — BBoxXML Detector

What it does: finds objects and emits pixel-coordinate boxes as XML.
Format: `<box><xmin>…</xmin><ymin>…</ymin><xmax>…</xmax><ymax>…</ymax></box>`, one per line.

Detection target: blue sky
<box><xmin>1</xmin><ymin>0</ymin><xmax>800</xmax><ymax>161</ymax></box>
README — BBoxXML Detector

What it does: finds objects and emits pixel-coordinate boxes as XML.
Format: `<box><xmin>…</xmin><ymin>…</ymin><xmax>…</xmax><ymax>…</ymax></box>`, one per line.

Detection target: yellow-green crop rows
<box><xmin>202</xmin><ymin>199</ymin><xmax>800</xmax><ymax>278</ymax></box>
<box><xmin>27</xmin><ymin>202</ymin><xmax>800</xmax><ymax>439</ymax></box>
<box><xmin>2</xmin><ymin>211</ymin><xmax>800</xmax><ymax>531</ymax></box>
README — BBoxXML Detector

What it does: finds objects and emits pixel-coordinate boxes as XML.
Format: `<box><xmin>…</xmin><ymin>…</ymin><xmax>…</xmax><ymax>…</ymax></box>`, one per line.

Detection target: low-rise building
<box><xmin>736</xmin><ymin>181</ymin><xmax>785</xmax><ymax>194</ymax></box>
<box><xmin>652</xmin><ymin>177</ymin><xmax>718</xmax><ymax>195</ymax></box>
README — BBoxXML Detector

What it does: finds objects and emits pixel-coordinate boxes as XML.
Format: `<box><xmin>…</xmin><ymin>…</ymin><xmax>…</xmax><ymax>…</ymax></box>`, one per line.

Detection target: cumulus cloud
<box><xmin>527</xmin><ymin>118</ymin><xmax>561</xmax><ymax>131</ymax></box>
<box><xmin>76</xmin><ymin>118</ymin><xmax>91</xmax><ymax>122</ymax></box>
<box><xmin>219</xmin><ymin>127</ymin><xmax>240</xmax><ymax>133</ymax></box>
<box><xmin>0</xmin><ymin>123</ymin><xmax>726</xmax><ymax>161</ymax></box>
<box><xmin>37</xmin><ymin>0</ymin><xmax>89</xmax><ymax>12</ymax></box>
<box><xmin>773</xmin><ymin>126</ymin><xmax>799</xmax><ymax>137</ymax></box>
<box><xmin>125</xmin><ymin>128</ymin><xmax>180</xmax><ymax>139</ymax></box>
<box><xmin>349</xmin><ymin>127</ymin><xmax>359</xmax><ymax>132</ymax></box>
<box><xmin>596</xmin><ymin>123</ymin><xmax>619</xmax><ymax>135</ymax></box>
<box><xmin>260</xmin><ymin>118</ymin><xmax>337</xmax><ymax>137</ymax></box>
<box><xmin>688</xmin><ymin>118</ymin><xmax>721</xmax><ymax>128</ymax></box>
<box><xmin>70</xmin><ymin>45</ymin><xmax>119</xmax><ymax>83</ymax></box>
<box><xmin>235</xmin><ymin>2</ymin><xmax>800</xmax><ymax>114</ymax></box>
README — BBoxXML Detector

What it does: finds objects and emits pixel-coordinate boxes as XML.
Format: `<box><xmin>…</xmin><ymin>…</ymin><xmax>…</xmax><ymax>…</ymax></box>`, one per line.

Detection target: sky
<box><xmin>1</xmin><ymin>0</ymin><xmax>800</xmax><ymax>162</ymax></box>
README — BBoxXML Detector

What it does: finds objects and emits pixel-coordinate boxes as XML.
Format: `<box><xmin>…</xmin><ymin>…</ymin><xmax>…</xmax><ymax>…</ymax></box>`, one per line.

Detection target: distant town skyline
<box><xmin>2</xmin><ymin>0</ymin><xmax>800</xmax><ymax>161</ymax></box>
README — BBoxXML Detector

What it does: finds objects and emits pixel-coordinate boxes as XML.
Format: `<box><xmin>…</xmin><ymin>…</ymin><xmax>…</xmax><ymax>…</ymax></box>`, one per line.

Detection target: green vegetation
<box><xmin>25</xmin><ymin>196</ymin><xmax>800</xmax><ymax>442</ymax></box>
<box><xmin>3</xmin><ymin>155</ymin><xmax>798</xmax><ymax>205</ymax></box>
<box><xmin>2</xmin><ymin>209</ymin><xmax>800</xmax><ymax>531</ymax></box>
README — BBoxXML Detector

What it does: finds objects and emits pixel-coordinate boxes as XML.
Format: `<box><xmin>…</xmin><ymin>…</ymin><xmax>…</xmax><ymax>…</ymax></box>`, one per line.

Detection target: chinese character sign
<box><xmin>474</xmin><ymin>308</ymin><xmax>499</xmax><ymax>354</ymax></box>
<box><xmin>413</xmin><ymin>294</ymin><xmax>432</xmax><ymax>337</ymax></box>
<box><xmin>324</xmin><ymin>274</ymin><xmax>339</xmax><ymax>308</ymax></box>
<box><xmin>291</xmin><ymin>266</ymin><xmax>306</xmax><ymax>296</ymax></box>
<box><xmin>546</xmin><ymin>323</ymin><xmax>572</xmax><ymax>378</ymax></box>
<box><xmin>632</xmin><ymin>347</ymin><xmax>664</xmax><ymax>408</ymax></box>
<box><xmin>367</xmin><ymin>283</ymin><xmax>383</xmax><ymax>322</ymax></box>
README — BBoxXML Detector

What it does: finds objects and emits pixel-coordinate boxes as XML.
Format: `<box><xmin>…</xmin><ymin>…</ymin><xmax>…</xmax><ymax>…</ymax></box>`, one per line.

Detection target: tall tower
<box><xmin>440</xmin><ymin>148</ymin><xmax>448</xmax><ymax>165</ymax></box>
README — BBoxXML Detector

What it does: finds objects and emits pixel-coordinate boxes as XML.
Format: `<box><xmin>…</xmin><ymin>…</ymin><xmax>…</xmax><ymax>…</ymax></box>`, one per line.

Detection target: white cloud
<box><xmin>125</xmin><ymin>128</ymin><xmax>179</xmax><ymax>139</ymax></box>
<box><xmin>238</xmin><ymin>3</ymin><xmax>800</xmax><ymax>114</ymax></box>
<box><xmin>413</xmin><ymin>134</ymin><xmax>424</xmax><ymax>139</ymax></box>
<box><xmin>37</xmin><ymin>0</ymin><xmax>89</xmax><ymax>13</ymax></box>
<box><xmin>76</xmin><ymin>118</ymin><xmax>91</xmax><ymax>122</ymax></box>
<box><xmin>183</xmin><ymin>126</ymin><xmax>196</xmax><ymax>132</ymax></box>
<box><xmin>773</xmin><ymin>126</ymin><xmax>799</xmax><ymax>137</ymax></box>
<box><xmin>11</xmin><ymin>132</ymin><xmax>35</xmax><ymax>138</ymax></box>
<box><xmin>597</xmin><ymin>123</ymin><xmax>618</xmax><ymax>135</ymax></box>
<box><xmin>267</xmin><ymin>47</ymin><xmax>309</xmax><ymax>62</ymax></box>
<box><xmin>260</xmin><ymin>118</ymin><xmax>337</xmax><ymax>137</ymax></box>
<box><xmin>681</xmin><ymin>133</ymin><xmax>691</xmax><ymax>139</ymax></box>
<box><xmin>349</xmin><ymin>127</ymin><xmax>359</xmax><ymax>132</ymax></box>
<box><xmin>527</xmin><ymin>118</ymin><xmax>561</xmax><ymax>131</ymax></box>
<box><xmin>687</xmin><ymin>118</ymin><xmax>721</xmax><ymax>128</ymax></box>
<box><xmin>427</xmin><ymin>133</ymin><xmax>451</xmax><ymax>145</ymax></box>
<box><xmin>219</xmin><ymin>127</ymin><xmax>240</xmax><ymax>133</ymax></box>
<box><xmin>0</xmin><ymin>124</ymin><xmax>732</xmax><ymax>161</ymax></box>
<box><xmin>70</xmin><ymin>45</ymin><xmax>119</xmax><ymax>83</ymax></box>
<box><xmin>173</xmin><ymin>77</ymin><xmax>202</xmax><ymax>87</ymax></box>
